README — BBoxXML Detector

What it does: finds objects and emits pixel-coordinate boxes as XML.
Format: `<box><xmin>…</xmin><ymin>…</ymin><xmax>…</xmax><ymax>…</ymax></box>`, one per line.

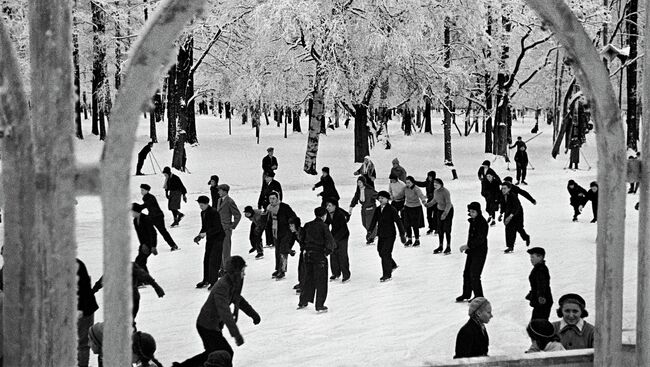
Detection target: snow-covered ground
<box><xmin>74</xmin><ymin>112</ymin><xmax>639</xmax><ymax>366</ymax></box>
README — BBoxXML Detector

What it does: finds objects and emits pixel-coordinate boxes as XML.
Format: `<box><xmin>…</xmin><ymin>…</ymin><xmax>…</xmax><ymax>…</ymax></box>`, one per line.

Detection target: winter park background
<box><xmin>67</xmin><ymin>112</ymin><xmax>639</xmax><ymax>366</ymax></box>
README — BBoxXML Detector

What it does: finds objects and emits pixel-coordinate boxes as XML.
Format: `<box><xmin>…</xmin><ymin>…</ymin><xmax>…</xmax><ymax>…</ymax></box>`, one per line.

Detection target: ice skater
<box><xmin>243</xmin><ymin>206</ymin><xmax>265</xmax><ymax>259</ymax></box>
<box><xmin>258</xmin><ymin>171</ymin><xmax>283</xmax><ymax>247</ymax></box>
<box><xmin>585</xmin><ymin>182</ymin><xmax>598</xmax><ymax>223</ymax></box>
<box><xmin>566</xmin><ymin>180</ymin><xmax>588</xmax><ymax>222</ymax></box>
<box><xmin>193</xmin><ymin>195</ymin><xmax>225</xmax><ymax>289</ymax></box>
<box><xmin>499</xmin><ymin>181</ymin><xmax>530</xmax><ymax>253</ymax></box>
<box><xmin>324</xmin><ymin>198</ymin><xmax>351</xmax><ymax>282</ymax></box>
<box><xmin>312</xmin><ymin>167</ymin><xmax>340</xmax><ymax>207</ymax></box>
<box><xmin>510</xmin><ymin>136</ymin><xmax>529</xmax><ymax>185</ymax></box>
<box><xmin>262</xmin><ymin>147</ymin><xmax>278</xmax><ymax>177</ymax></box>
<box><xmin>349</xmin><ymin>176</ymin><xmax>378</xmax><ymax>245</ymax></box>
<box><xmin>402</xmin><ymin>176</ymin><xmax>427</xmax><ymax>247</ymax></box>
<box><xmin>415</xmin><ymin>171</ymin><xmax>437</xmax><ymax>234</ymax></box>
<box><xmin>390</xmin><ymin>158</ymin><xmax>407</xmax><ymax>183</ymax></box>
<box><xmin>552</xmin><ymin>293</ymin><xmax>595</xmax><ymax>349</ymax></box>
<box><xmin>135</xmin><ymin>142</ymin><xmax>153</xmax><ymax>176</ymax></box>
<box><xmin>353</xmin><ymin>155</ymin><xmax>376</xmax><ymax>188</ymax></box>
<box><xmin>481</xmin><ymin>172</ymin><xmax>502</xmax><ymax>226</ymax></box>
<box><xmin>215</xmin><ymin>184</ymin><xmax>242</xmax><ymax>274</ymax></box>
<box><xmin>426</xmin><ymin>178</ymin><xmax>454</xmax><ymax>254</ymax></box>
<box><xmin>141</xmin><ymin>184</ymin><xmax>179</xmax><ymax>251</ymax></box>
<box><xmin>162</xmin><ymin>167</ymin><xmax>187</xmax><ymax>227</ymax></box>
<box><xmin>368</xmin><ymin>191</ymin><xmax>406</xmax><ymax>282</ymax></box>
<box><xmin>266</xmin><ymin>191</ymin><xmax>297</xmax><ymax>280</ymax></box>
<box><xmin>131</xmin><ymin>203</ymin><xmax>158</xmax><ymax>274</ymax></box>
<box><xmin>388</xmin><ymin>173</ymin><xmax>406</xmax><ymax>213</ymax></box>
<box><xmin>208</xmin><ymin>175</ymin><xmax>220</xmax><ymax>205</ymax></box>
<box><xmin>457</xmin><ymin>202</ymin><xmax>488</xmax><ymax>302</ymax></box>
<box><xmin>526</xmin><ymin>247</ymin><xmax>553</xmax><ymax>320</ymax></box>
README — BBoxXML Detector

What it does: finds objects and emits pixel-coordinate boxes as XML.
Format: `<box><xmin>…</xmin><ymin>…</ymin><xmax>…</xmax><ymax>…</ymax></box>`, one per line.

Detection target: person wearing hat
<box><xmin>526</xmin><ymin>319</ymin><xmax>565</xmax><ymax>352</ymax></box>
<box><xmin>141</xmin><ymin>184</ymin><xmax>179</xmax><ymax>251</ymax></box>
<box><xmin>585</xmin><ymin>181</ymin><xmax>598</xmax><ymax>223</ymax></box>
<box><xmin>312</xmin><ymin>167</ymin><xmax>340</xmax><ymax>207</ymax></box>
<box><xmin>297</xmin><ymin>207</ymin><xmax>336</xmax><ymax>312</ymax></box>
<box><xmin>481</xmin><ymin>171</ymin><xmax>502</xmax><ymax>227</ymax></box>
<box><xmin>194</xmin><ymin>195</ymin><xmax>226</xmax><ymax>288</ymax></box>
<box><xmin>88</xmin><ymin>322</ymin><xmax>104</xmax><ymax>367</ymax></box>
<box><xmin>499</xmin><ymin>181</ymin><xmax>530</xmax><ymax>253</ymax></box>
<box><xmin>566</xmin><ymin>180</ymin><xmax>588</xmax><ymax>222</ymax></box>
<box><xmin>258</xmin><ymin>171</ymin><xmax>283</xmax><ymax>247</ymax></box>
<box><xmin>454</xmin><ymin>297</ymin><xmax>492</xmax><ymax>359</ymax></box>
<box><xmin>173</xmin><ymin>256</ymin><xmax>260</xmax><ymax>367</ymax></box>
<box><xmin>509</xmin><ymin>136</ymin><xmax>529</xmax><ymax>185</ymax></box>
<box><xmin>243</xmin><ymin>205</ymin><xmax>265</xmax><ymax>259</ymax></box>
<box><xmin>368</xmin><ymin>190</ymin><xmax>406</xmax><ymax>282</ymax></box>
<box><xmin>135</xmin><ymin>142</ymin><xmax>154</xmax><ymax>176</ymax></box>
<box><xmin>203</xmin><ymin>350</ymin><xmax>233</xmax><ymax>367</ymax></box>
<box><xmin>414</xmin><ymin>171</ymin><xmax>437</xmax><ymax>234</ymax></box>
<box><xmin>208</xmin><ymin>175</ymin><xmax>220</xmax><ymax>206</ymax></box>
<box><xmin>262</xmin><ymin>147</ymin><xmax>278</xmax><ymax>176</ymax></box>
<box><xmin>526</xmin><ymin>247</ymin><xmax>553</xmax><ymax>320</ymax></box>
<box><xmin>215</xmin><ymin>184</ymin><xmax>242</xmax><ymax>274</ymax></box>
<box><xmin>353</xmin><ymin>155</ymin><xmax>376</xmax><ymax>188</ymax></box>
<box><xmin>457</xmin><ymin>202</ymin><xmax>489</xmax><ymax>302</ymax></box>
<box><xmin>477</xmin><ymin>159</ymin><xmax>499</xmax><ymax>183</ymax></box>
<box><xmin>162</xmin><ymin>166</ymin><xmax>187</xmax><ymax>227</ymax></box>
<box><xmin>131</xmin><ymin>202</ymin><xmax>158</xmax><ymax>274</ymax></box>
<box><xmin>425</xmin><ymin>178</ymin><xmax>454</xmax><ymax>254</ymax></box>
<box><xmin>77</xmin><ymin>259</ymin><xmax>100</xmax><ymax>367</ymax></box>
<box><xmin>132</xmin><ymin>331</ymin><xmax>163</xmax><ymax>366</ymax></box>
<box><xmin>265</xmin><ymin>191</ymin><xmax>297</xmax><ymax>280</ymax></box>
<box><xmin>324</xmin><ymin>198</ymin><xmax>351</xmax><ymax>282</ymax></box>
<box><xmin>349</xmin><ymin>176</ymin><xmax>378</xmax><ymax>245</ymax></box>
<box><xmin>390</xmin><ymin>158</ymin><xmax>407</xmax><ymax>183</ymax></box>
<box><xmin>552</xmin><ymin>293</ymin><xmax>595</xmax><ymax>349</ymax></box>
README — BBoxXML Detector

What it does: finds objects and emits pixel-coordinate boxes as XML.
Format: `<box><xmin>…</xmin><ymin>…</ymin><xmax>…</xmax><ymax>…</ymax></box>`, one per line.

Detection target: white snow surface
<box><xmin>74</xmin><ymin>114</ymin><xmax>640</xmax><ymax>366</ymax></box>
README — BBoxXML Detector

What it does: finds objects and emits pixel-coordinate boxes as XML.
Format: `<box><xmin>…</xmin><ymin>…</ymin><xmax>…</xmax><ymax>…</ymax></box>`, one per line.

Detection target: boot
<box><xmin>404</xmin><ymin>238</ymin><xmax>412</xmax><ymax>247</ymax></box>
<box><xmin>456</xmin><ymin>295</ymin><xmax>470</xmax><ymax>302</ymax></box>
<box><xmin>413</xmin><ymin>239</ymin><xmax>421</xmax><ymax>247</ymax></box>
<box><xmin>433</xmin><ymin>246</ymin><xmax>443</xmax><ymax>254</ymax></box>
<box><xmin>444</xmin><ymin>246</ymin><xmax>451</xmax><ymax>254</ymax></box>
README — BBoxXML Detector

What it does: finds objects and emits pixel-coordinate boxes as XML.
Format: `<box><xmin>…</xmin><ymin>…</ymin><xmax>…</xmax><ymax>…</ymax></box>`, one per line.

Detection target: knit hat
<box><xmin>140</xmin><ymin>184</ymin><xmax>151</xmax><ymax>191</ymax></box>
<box><xmin>243</xmin><ymin>206</ymin><xmax>255</xmax><ymax>215</ymax></box>
<box><xmin>132</xmin><ymin>331</ymin><xmax>156</xmax><ymax>363</ymax></box>
<box><xmin>315</xmin><ymin>207</ymin><xmax>328</xmax><ymax>217</ymax></box>
<box><xmin>568</xmin><ymin>179</ymin><xmax>576</xmax><ymax>186</ymax></box>
<box><xmin>357</xmin><ymin>176</ymin><xmax>367</xmax><ymax>185</ymax></box>
<box><xmin>204</xmin><ymin>350</ymin><xmax>233</xmax><ymax>367</ymax></box>
<box><xmin>162</xmin><ymin>166</ymin><xmax>171</xmax><ymax>175</ymax></box>
<box><xmin>527</xmin><ymin>247</ymin><xmax>546</xmax><ymax>257</ymax></box>
<box><xmin>322</xmin><ymin>167</ymin><xmax>330</xmax><ymax>174</ymax></box>
<box><xmin>503</xmin><ymin>176</ymin><xmax>513</xmax><ymax>183</ymax></box>
<box><xmin>217</xmin><ymin>184</ymin><xmax>230</xmax><ymax>192</ymax></box>
<box><xmin>267</xmin><ymin>147</ymin><xmax>274</xmax><ymax>152</ymax></box>
<box><xmin>377</xmin><ymin>190</ymin><xmax>391</xmax><ymax>200</ymax></box>
<box><xmin>208</xmin><ymin>175</ymin><xmax>219</xmax><ymax>185</ymax></box>
<box><xmin>468</xmin><ymin>297</ymin><xmax>490</xmax><ymax>316</ymax></box>
<box><xmin>482</xmin><ymin>160</ymin><xmax>490</xmax><ymax>167</ymax></box>
<box><xmin>467</xmin><ymin>202</ymin><xmax>481</xmax><ymax>212</ymax></box>
<box><xmin>131</xmin><ymin>203</ymin><xmax>144</xmax><ymax>213</ymax></box>
<box><xmin>427</xmin><ymin>171</ymin><xmax>436</xmax><ymax>179</ymax></box>
<box><xmin>590</xmin><ymin>181</ymin><xmax>598</xmax><ymax>188</ymax></box>
<box><xmin>226</xmin><ymin>256</ymin><xmax>247</xmax><ymax>272</ymax></box>
<box><xmin>392</xmin><ymin>158</ymin><xmax>400</xmax><ymax>165</ymax></box>
<box><xmin>527</xmin><ymin>319</ymin><xmax>556</xmax><ymax>339</ymax></box>
<box><xmin>558</xmin><ymin>293</ymin><xmax>588</xmax><ymax>317</ymax></box>
<box><xmin>196</xmin><ymin>195</ymin><xmax>210</xmax><ymax>204</ymax></box>
<box><xmin>88</xmin><ymin>323</ymin><xmax>104</xmax><ymax>349</ymax></box>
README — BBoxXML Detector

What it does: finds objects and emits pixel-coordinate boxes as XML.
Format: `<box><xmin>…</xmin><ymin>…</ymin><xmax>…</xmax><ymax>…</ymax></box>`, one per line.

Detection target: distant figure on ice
<box><xmin>135</xmin><ymin>142</ymin><xmax>153</xmax><ymax>176</ymax></box>
<box><xmin>131</xmin><ymin>203</ymin><xmax>158</xmax><ymax>274</ymax></box>
<box><xmin>526</xmin><ymin>247</ymin><xmax>553</xmax><ymax>320</ymax></box>
<box><xmin>353</xmin><ymin>155</ymin><xmax>377</xmax><ymax>188</ymax></box>
<box><xmin>172</xmin><ymin>256</ymin><xmax>261</xmax><ymax>367</ymax></box>
<box><xmin>499</xmin><ymin>181</ymin><xmax>530</xmax><ymax>253</ymax></box>
<box><xmin>454</xmin><ymin>297</ymin><xmax>492</xmax><ymax>359</ymax></box>
<box><xmin>415</xmin><ymin>171</ymin><xmax>437</xmax><ymax>234</ymax></box>
<box><xmin>390</xmin><ymin>158</ymin><xmax>407</xmax><ymax>183</ymax></box>
<box><xmin>585</xmin><ymin>182</ymin><xmax>598</xmax><ymax>223</ymax></box>
<box><xmin>481</xmin><ymin>171</ymin><xmax>501</xmax><ymax>227</ymax></box>
<box><xmin>325</xmin><ymin>198</ymin><xmax>351</xmax><ymax>282</ymax></box>
<box><xmin>208</xmin><ymin>175</ymin><xmax>220</xmax><ymax>206</ymax></box>
<box><xmin>457</xmin><ymin>202</ymin><xmax>488</xmax><ymax>302</ymax></box>
<box><xmin>426</xmin><ymin>178</ymin><xmax>454</xmax><ymax>254</ymax></box>
<box><xmin>388</xmin><ymin>173</ymin><xmax>406</xmax><ymax>213</ymax></box>
<box><xmin>141</xmin><ymin>184</ymin><xmax>179</xmax><ymax>251</ymax></box>
<box><xmin>566</xmin><ymin>180</ymin><xmax>588</xmax><ymax>222</ymax></box>
<box><xmin>349</xmin><ymin>176</ymin><xmax>378</xmax><ymax>245</ymax></box>
<box><xmin>312</xmin><ymin>167</ymin><xmax>340</xmax><ymax>207</ymax></box>
<box><xmin>215</xmin><ymin>184</ymin><xmax>242</xmax><ymax>274</ymax></box>
<box><xmin>510</xmin><ymin>137</ymin><xmax>529</xmax><ymax>185</ymax></box>
<box><xmin>552</xmin><ymin>293</ymin><xmax>595</xmax><ymax>350</ymax></box>
<box><xmin>402</xmin><ymin>176</ymin><xmax>427</xmax><ymax>247</ymax></box>
<box><xmin>243</xmin><ymin>206</ymin><xmax>265</xmax><ymax>259</ymax></box>
<box><xmin>162</xmin><ymin>166</ymin><xmax>187</xmax><ymax>227</ymax></box>
<box><xmin>297</xmin><ymin>207</ymin><xmax>336</xmax><ymax>312</ymax></box>
<box><xmin>525</xmin><ymin>319</ymin><xmax>565</xmax><ymax>353</ymax></box>
<box><xmin>368</xmin><ymin>191</ymin><xmax>406</xmax><ymax>282</ymax></box>
<box><xmin>262</xmin><ymin>147</ymin><xmax>279</xmax><ymax>174</ymax></box>
<box><xmin>266</xmin><ymin>191</ymin><xmax>297</xmax><ymax>280</ymax></box>
<box><xmin>628</xmin><ymin>152</ymin><xmax>641</xmax><ymax>194</ymax></box>
<box><xmin>193</xmin><ymin>195</ymin><xmax>225</xmax><ymax>289</ymax></box>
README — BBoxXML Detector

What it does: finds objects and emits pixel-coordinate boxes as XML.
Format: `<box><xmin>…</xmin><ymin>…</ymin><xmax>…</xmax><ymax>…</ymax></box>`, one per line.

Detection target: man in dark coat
<box><xmin>526</xmin><ymin>247</ymin><xmax>553</xmax><ymax>320</ymax></box>
<box><xmin>194</xmin><ymin>195</ymin><xmax>226</xmax><ymax>288</ymax></box>
<box><xmin>585</xmin><ymin>181</ymin><xmax>598</xmax><ymax>223</ymax></box>
<box><xmin>141</xmin><ymin>184</ymin><xmax>179</xmax><ymax>251</ymax></box>
<box><xmin>135</xmin><ymin>142</ymin><xmax>153</xmax><ymax>176</ymax></box>
<box><xmin>510</xmin><ymin>137</ymin><xmax>529</xmax><ymax>185</ymax></box>
<box><xmin>477</xmin><ymin>160</ymin><xmax>499</xmax><ymax>182</ymax></box>
<box><xmin>262</xmin><ymin>147</ymin><xmax>278</xmax><ymax>175</ymax></box>
<box><xmin>77</xmin><ymin>258</ymin><xmax>99</xmax><ymax>367</ymax></box>
<box><xmin>131</xmin><ymin>203</ymin><xmax>158</xmax><ymax>274</ymax></box>
<box><xmin>499</xmin><ymin>182</ymin><xmax>530</xmax><ymax>253</ymax></box>
<box><xmin>567</xmin><ymin>180</ymin><xmax>588</xmax><ymax>222</ymax></box>
<box><xmin>457</xmin><ymin>202</ymin><xmax>488</xmax><ymax>302</ymax></box>
<box><xmin>298</xmin><ymin>207</ymin><xmax>336</xmax><ymax>312</ymax></box>
<box><xmin>415</xmin><ymin>170</ymin><xmax>437</xmax><ymax>234</ymax></box>
<box><xmin>325</xmin><ymin>198</ymin><xmax>351</xmax><ymax>282</ymax></box>
<box><xmin>481</xmin><ymin>172</ymin><xmax>502</xmax><ymax>226</ymax></box>
<box><xmin>172</xmin><ymin>256</ymin><xmax>260</xmax><ymax>367</ymax></box>
<box><xmin>163</xmin><ymin>166</ymin><xmax>187</xmax><ymax>227</ymax></box>
<box><xmin>258</xmin><ymin>171</ymin><xmax>283</xmax><ymax>247</ymax></box>
<box><xmin>454</xmin><ymin>297</ymin><xmax>492</xmax><ymax>359</ymax></box>
<box><xmin>265</xmin><ymin>191</ymin><xmax>296</xmax><ymax>280</ymax></box>
<box><xmin>312</xmin><ymin>167</ymin><xmax>340</xmax><ymax>207</ymax></box>
<box><xmin>368</xmin><ymin>191</ymin><xmax>406</xmax><ymax>282</ymax></box>
<box><xmin>208</xmin><ymin>175</ymin><xmax>220</xmax><ymax>207</ymax></box>
<box><xmin>503</xmin><ymin>177</ymin><xmax>537</xmax><ymax>205</ymax></box>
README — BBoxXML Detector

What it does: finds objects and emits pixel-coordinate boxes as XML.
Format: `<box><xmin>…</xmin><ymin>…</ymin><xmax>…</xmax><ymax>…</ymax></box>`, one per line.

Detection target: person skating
<box><xmin>215</xmin><ymin>184</ymin><xmax>242</xmax><ymax>274</ymax></box>
<box><xmin>552</xmin><ymin>293</ymin><xmax>595</xmax><ymax>350</ymax></box>
<box><xmin>349</xmin><ymin>176</ymin><xmax>378</xmax><ymax>245</ymax></box>
<box><xmin>324</xmin><ymin>198</ymin><xmax>351</xmax><ymax>282</ymax></box>
<box><xmin>289</xmin><ymin>217</ymin><xmax>304</xmax><ymax>294</ymax></box>
<box><xmin>585</xmin><ymin>182</ymin><xmax>598</xmax><ymax>223</ymax></box>
<box><xmin>208</xmin><ymin>175</ymin><xmax>220</xmax><ymax>207</ymax></box>
<box><xmin>388</xmin><ymin>173</ymin><xmax>406</xmax><ymax>213</ymax></box>
<box><xmin>453</xmin><ymin>297</ymin><xmax>492</xmax><ymax>359</ymax></box>
<box><xmin>502</xmin><ymin>177</ymin><xmax>537</xmax><ymax>205</ymax></box>
<box><xmin>499</xmin><ymin>181</ymin><xmax>530</xmax><ymax>253</ymax></box>
<box><xmin>312</xmin><ymin>167</ymin><xmax>340</xmax><ymax>207</ymax></box>
<box><xmin>477</xmin><ymin>160</ymin><xmax>499</xmax><ymax>182</ymax></box>
<box><xmin>510</xmin><ymin>137</ymin><xmax>529</xmax><ymax>185</ymax></box>
<box><xmin>457</xmin><ymin>202</ymin><xmax>488</xmax><ymax>302</ymax></box>
<box><xmin>525</xmin><ymin>319</ymin><xmax>565</xmax><ymax>352</ymax></box>
<box><xmin>415</xmin><ymin>171</ymin><xmax>437</xmax><ymax>234</ymax></box>
<box><xmin>402</xmin><ymin>176</ymin><xmax>427</xmax><ymax>247</ymax></box>
<box><xmin>266</xmin><ymin>191</ymin><xmax>297</xmax><ymax>280</ymax></box>
<box><xmin>131</xmin><ymin>203</ymin><xmax>158</xmax><ymax>274</ymax></box>
<box><xmin>172</xmin><ymin>256</ymin><xmax>260</xmax><ymax>367</ymax></box>
<box><xmin>481</xmin><ymin>172</ymin><xmax>502</xmax><ymax>226</ymax></box>
<box><xmin>425</xmin><ymin>178</ymin><xmax>454</xmax><ymax>254</ymax></box>
<box><xmin>135</xmin><ymin>142</ymin><xmax>153</xmax><ymax>176</ymax></box>
<box><xmin>243</xmin><ymin>206</ymin><xmax>265</xmax><ymax>259</ymax></box>
<box><xmin>77</xmin><ymin>259</ymin><xmax>99</xmax><ymax>367</ymax></box>
<box><xmin>353</xmin><ymin>155</ymin><xmax>376</xmax><ymax>188</ymax></box>
<box><xmin>162</xmin><ymin>166</ymin><xmax>187</xmax><ymax>227</ymax></box>
<box><xmin>297</xmin><ymin>207</ymin><xmax>336</xmax><ymax>312</ymax></box>
<box><xmin>368</xmin><ymin>191</ymin><xmax>406</xmax><ymax>282</ymax></box>
<box><xmin>567</xmin><ymin>180</ymin><xmax>588</xmax><ymax>222</ymax></box>
<box><xmin>258</xmin><ymin>171</ymin><xmax>283</xmax><ymax>247</ymax></box>
<box><xmin>390</xmin><ymin>158</ymin><xmax>407</xmax><ymax>183</ymax></box>
<box><xmin>262</xmin><ymin>146</ymin><xmax>278</xmax><ymax>176</ymax></box>
<box><xmin>526</xmin><ymin>247</ymin><xmax>553</xmax><ymax>320</ymax></box>
<box><xmin>141</xmin><ymin>184</ymin><xmax>180</xmax><ymax>251</ymax></box>
<box><xmin>193</xmin><ymin>195</ymin><xmax>226</xmax><ymax>289</ymax></box>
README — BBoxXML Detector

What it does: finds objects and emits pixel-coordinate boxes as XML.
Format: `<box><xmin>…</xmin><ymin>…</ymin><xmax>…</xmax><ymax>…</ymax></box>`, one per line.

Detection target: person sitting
<box><xmin>552</xmin><ymin>293</ymin><xmax>595</xmax><ymax>350</ymax></box>
<box><xmin>526</xmin><ymin>319</ymin><xmax>566</xmax><ymax>352</ymax></box>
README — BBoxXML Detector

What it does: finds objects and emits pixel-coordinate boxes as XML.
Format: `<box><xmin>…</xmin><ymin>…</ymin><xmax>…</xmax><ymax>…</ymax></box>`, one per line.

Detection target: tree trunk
<box><xmin>424</xmin><ymin>96</ymin><xmax>432</xmax><ymax>133</ymax></box>
<box><xmin>115</xmin><ymin>1</ymin><xmax>123</xmax><ymax>90</ymax></box>
<box><xmin>626</xmin><ymin>0</ymin><xmax>639</xmax><ymax>151</ymax></box>
<box><xmin>353</xmin><ymin>104</ymin><xmax>370</xmax><ymax>162</ymax></box>
<box><xmin>91</xmin><ymin>0</ymin><xmax>107</xmax><ymax>137</ymax></box>
<box><xmin>304</xmin><ymin>88</ymin><xmax>324</xmax><ymax>174</ymax></box>
<box><xmin>443</xmin><ymin>16</ymin><xmax>453</xmax><ymax>165</ymax></box>
<box><xmin>334</xmin><ymin>102</ymin><xmax>340</xmax><ymax>128</ymax></box>
<box><xmin>166</xmin><ymin>65</ymin><xmax>177</xmax><ymax>149</ymax></box>
<box><xmin>73</xmin><ymin>0</ymin><xmax>83</xmax><ymax>139</ymax></box>
<box><xmin>403</xmin><ymin>107</ymin><xmax>412</xmax><ymax>136</ymax></box>
<box><xmin>464</xmin><ymin>101</ymin><xmax>472</xmax><ymax>136</ymax></box>
<box><xmin>484</xmin><ymin>7</ymin><xmax>494</xmax><ymax>153</ymax></box>
<box><xmin>494</xmin><ymin>7</ymin><xmax>512</xmax><ymax>157</ymax></box>
<box><xmin>293</xmin><ymin>109</ymin><xmax>302</xmax><ymax>132</ymax></box>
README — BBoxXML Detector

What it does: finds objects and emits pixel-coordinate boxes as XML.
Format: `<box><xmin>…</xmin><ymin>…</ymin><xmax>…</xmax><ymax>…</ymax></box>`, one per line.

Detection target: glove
<box><xmin>235</xmin><ymin>334</ymin><xmax>245</xmax><ymax>346</ymax></box>
<box><xmin>252</xmin><ymin>313</ymin><xmax>261</xmax><ymax>325</ymax></box>
<box><xmin>183</xmin><ymin>195</ymin><xmax>187</xmax><ymax>203</ymax></box>
<box><xmin>151</xmin><ymin>247</ymin><xmax>158</xmax><ymax>256</ymax></box>
<box><xmin>459</xmin><ymin>245</ymin><xmax>469</xmax><ymax>253</ymax></box>
<box><xmin>538</xmin><ymin>297</ymin><xmax>546</xmax><ymax>305</ymax></box>
<box><xmin>154</xmin><ymin>285</ymin><xmax>165</xmax><ymax>298</ymax></box>
<box><xmin>193</xmin><ymin>235</ymin><xmax>202</xmax><ymax>243</ymax></box>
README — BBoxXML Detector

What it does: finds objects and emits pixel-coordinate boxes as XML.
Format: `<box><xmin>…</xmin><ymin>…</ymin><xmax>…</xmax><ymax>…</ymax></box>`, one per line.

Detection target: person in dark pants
<box><xmin>208</xmin><ymin>175</ymin><xmax>220</xmax><ymax>207</ymax></box>
<box><xmin>502</xmin><ymin>177</ymin><xmax>537</xmax><ymax>205</ymax></box>
<box><xmin>457</xmin><ymin>202</ymin><xmax>488</xmax><ymax>302</ymax></box>
<box><xmin>135</xmin><ymin>142</ymin><xmax>153</xmax><ymax>175</ymax></box>
<box><xmin>141</xmin><ymin>184</ymin><xmax>179</xmax><ymax>251</ymax></box>
<box><xmin>567</xmin><ymin>180</ymin><xmax>588</xmax><ymax>222</ymax></box>
<box><xmin>526</xmin><ymin>247</ymin><xmax>553</xmax><ymax>320</ymax></box>
<box><xmin>499</xmin><ymin>181</ymin><xmax>530</xmax><ymax>253</ymax></box>
<box><xmin>172</xmin><ymin>257</ymin><xmax>260</xmax><ymax>367</ymax></box>
<box><xmin>262</xmin><ymin>147</ymin><xmax>278</xmax><ymax>177</ymax></box>
<box><xmin>289</xmin><ymin>217</ymin><xmax>304</xmax><ymax>294</ymax></box>
<box><xmin>585</xmin><ymin>181</ymin><xmax>598</xmax><ymax>223</ymax></box>
<box><xmin>481</xmin><ymin>172</ymin><xmax>502</xmax><ymax>226</ymax></box>
<box><xmin>510</xmin><ymin>137</ymin><xmax>528</xmax><ymax>185</ymax></box>
<box><xmin>415</xmin><ymin>171</ymin><xmax>437</xmax><ymax>234</ymax></box>
<box><xmin>77</xmin><ymin>258</ymin><xmax>99</xmax><ymax>367</ymax></box>
<box><xmin>131</xmin><ymin>203</ymin><xmax>158</xmax><ymax>274</ymax></box>
<box><xmin>325</xmin><ymin>198</ymin><xmax>351</xmax><ymax>282</ymax></box>
<box><xmin>298</xmin><ymin>207</ymin><xmax>336</xmax><ymax>312</ymax></box>
<box><xmin>312</xmin><ymin>167</ymin><xmax>340</xmax><ymax>207</ymax></box>
<box><xmin>454</xmin><ymin>297</ymin><xmax>492</xmax><ymax>359</ymax></box>
<box><xmin>426</xmin><ymin>178</ymin><xmax>454</xmax><ymax>254</ymax></box>
<box><xmin>258</xmin><ymin>171</ymin><xmax>283</xmax><ymax>247</ymax></box>
<box><xmin>193</xmin><ymin>195</ymin><xmax>225</xmax><ymax>289</ymax></box>
<box><xmin>368</xmin><ymin>191</ymin><xmax>406</xmax><ymax>282</ymax></box>
<box><xmin>163</xmin><ymin>166</ymin><xmax>187</xmax><ymax>227</ymax></box>
<box><xmin>265</xmin><ymin>191</ymin><xmax>296</xmax><ymax>280</ymax></box>
<box><xmin>243</xmin><ymin>206</ymin><xmax>265</xmax><ymax>259</ymax></box>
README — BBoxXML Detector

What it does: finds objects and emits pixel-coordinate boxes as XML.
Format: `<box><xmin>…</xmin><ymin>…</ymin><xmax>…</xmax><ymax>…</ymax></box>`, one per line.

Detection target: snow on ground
<box><xmin>74</xmin><ymin>112</ymin><xmax>640</xmax><ymax>366</ymax></box>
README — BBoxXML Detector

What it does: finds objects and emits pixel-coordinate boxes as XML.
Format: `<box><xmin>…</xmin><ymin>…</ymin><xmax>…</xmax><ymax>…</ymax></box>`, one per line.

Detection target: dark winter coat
<box><xmin>514</xmin><ymin>148</ymin><xmax>529</xmax><ymax>165</ymax></box>
<box><xmin>77</xmin><ymin>259</ymin><xmax>99</xmax><ymax>317</ymax></box>
<box><xmin>216</xmin><ymin>195</ymin><xmax>242</xmax><ymax>230</ymax></box>
<box><xmin>257</xmin><ymin>179</ymin><xmax>283</xmax><ymax>209</ymax></box>
<box><xmin>165</xmin><ymin>174</ymin><xmax>187</xmax><ymax>210</ymax></box>
<box><xmin>201</xmin><ymin>206</ymin><xmax>225</xmax><ymax>238</ymax></box>
<box><xmin>196</xmin><ymin>271</ymin><xmax>259</xmax><ymax>337</ymax></box>
<box><xmin>477</xmin><ymin>167</ymin><xmax>499</xmax><ymax>182</ymax></box>
<box><xmin>314</xmin><ymin>175</ymin><xmax>340</xmax><ymax>201</ymax></box>
<box><xmin>454</xmin><ymin>317</ymin><xmax>489</xmax><ymax>359</ymax></box>
<box><xmin>134</xmin><ymin>213</ymin><xmax>157</xmax><ymax>249</ymax></box>
<box><xmin>266</xmin><ymin>202</ymin><xmax>297</xmax><ymax>254</ymax></box>
<box><xmin>142</xmin><ymin>193</ymin><xmax>164</xmax><ymax>218</ymax></box>
<box><xmin>350</xmin><ymin>186</ymin><xmax>378</xmax><ymax>230</ymax></box>
<box><xmin>210</xmin><ymin>186</ymin><xmax>220</xmax><ymax>207</ymax></box>
<box><xmin>510</xmin><ymin>185</ymin><xmax>536</xmax><ymax>204</ymax></box>
<box><xmin>414</xmin><ymin>172</ymin><xmax>436</xmax><ymax>200</ymax></box>
<box><xmin>526</xmin><ymin>261</ymin><xmax>553</xmax><ymax>307</ymax></box>
<box><xmin>499</xmin><ymin>192</ymin><xmax>523</xmax><ymax>221</ymax></box>
<box><xmin>481</xmin><ymin>177</ymin><xmax>502</xmax><ymax>213</ymax></box>
<box><xmin>262</xmin><ymin>155</ymin><xmax>278</xmax><ymax>173</ymax></box>
<box><xmin>302</xmin><ymin>218</ymin><xmax>336</xmax><ymax>256</ymax></box>
<box><xmin>585</xmin><ymin>188</ymin><xmax>598</xmax><ymax>206</ymax></box>
<box><xmin>567</xmin><ymin>182</ymin><xmax>588</xmax><ymax>207</ymax></box>
<box><xmin>368</xmin><ymin>204</ymin><xmax>405</xmax><ymax>239</ymax></box>
<box><xmin>390</xmin><ymin>165</ymin><xmax>407</xmax><ymax>183</ymax></box>
<box><xmin>466</xmin><ymin>213</ymin><xmax>488</xmax><ymax>256</ymax></box>
<box><xmin>326</xmin><ymin>207</ymin><xmax>351</xmax><ymax>242</ymax></box>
